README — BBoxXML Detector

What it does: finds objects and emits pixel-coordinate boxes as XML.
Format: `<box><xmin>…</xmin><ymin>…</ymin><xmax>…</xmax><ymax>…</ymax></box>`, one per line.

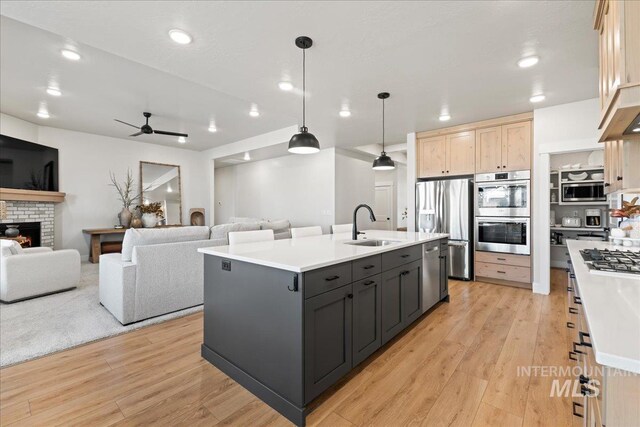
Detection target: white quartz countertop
<box><xmin>198</xmin><ymin>230</ymin><xmax>448</xmax><ymax>273</ymax></box>
<box><xmin>566</xmin><ymin>240</ymin><xmax>640</xmax><ymax>373</ymax></box>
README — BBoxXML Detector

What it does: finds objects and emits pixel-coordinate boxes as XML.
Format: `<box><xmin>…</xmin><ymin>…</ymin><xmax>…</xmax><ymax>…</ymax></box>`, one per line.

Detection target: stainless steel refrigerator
<box><xmin>416</xmin><ymin>177</ymin><xmax>473</xmax><ymax>280</ymax></box>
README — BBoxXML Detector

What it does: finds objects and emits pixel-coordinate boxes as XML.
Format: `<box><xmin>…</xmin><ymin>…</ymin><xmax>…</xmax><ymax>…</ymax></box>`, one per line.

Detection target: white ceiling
<box><xmin>1</xmin><ymin>1</ymin><xmax>598</xmax><ymax>152</ymax></box>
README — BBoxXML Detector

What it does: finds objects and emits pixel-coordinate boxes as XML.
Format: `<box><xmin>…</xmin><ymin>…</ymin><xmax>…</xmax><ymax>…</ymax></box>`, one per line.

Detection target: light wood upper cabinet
<box><xmin>605</xmin><ymin>139</ymin><xmax>640</xmax><ymax>193</ymax></box>
<box><xmin>417</xmin><ymin>132</ymin><xmax>475</xmax><ymax>178</ymax></box>
<box><xmin>501</xmin><ymin>121</ymin><xmax>531</xmax><ymax>172</ymax></box>
<box><xmin>594</xmin><ymin>0</ymin><xmax>640</xmax><ymax>142</ymax></box>
<box><xmin>475</xmin><ymin>127</ymin><xmax>502</xmax><ymax>173</ymax></box>
<box><xmin>445</xmin><ymin>131</ymin><xmax>476</xmax><ymax>175</ymax></box>
<box><xmin>417</xmin><ymin>136</ymin><xmax>446</xmax><ymax>178</ymax></box>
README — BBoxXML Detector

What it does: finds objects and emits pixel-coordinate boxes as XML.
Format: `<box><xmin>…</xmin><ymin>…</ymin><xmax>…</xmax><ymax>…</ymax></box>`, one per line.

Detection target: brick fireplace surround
<box><xmin>1</xmin><ymin>201</ymin><xmax>54</xmax><ymax>247</ymax></box>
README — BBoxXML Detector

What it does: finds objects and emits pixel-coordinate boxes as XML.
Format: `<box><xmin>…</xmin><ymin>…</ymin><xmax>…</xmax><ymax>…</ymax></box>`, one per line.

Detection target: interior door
<box><xmin>373</xmin><ymin>184</ymin><xmax>394</xmax><ymax>230</ymax></box>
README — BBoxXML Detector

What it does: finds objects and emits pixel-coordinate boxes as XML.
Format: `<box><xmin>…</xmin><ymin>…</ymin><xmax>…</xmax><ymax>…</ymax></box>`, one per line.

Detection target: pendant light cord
<box><xmin>302</xmin><ymin>48</ymin><xmax>306</xmax><ymax>128</ymax></box>
<box><xmin>382</xmin><ymin>97</ymin><xmax>385</xmax><ymax>152</ymax></box>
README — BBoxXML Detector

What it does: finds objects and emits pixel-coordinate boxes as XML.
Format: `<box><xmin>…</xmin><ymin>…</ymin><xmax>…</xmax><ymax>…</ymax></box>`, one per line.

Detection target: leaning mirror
<box><xmin>139</xmin><ymin>161</ymin><xmax>182</xmax><ymax>226</ymax></box>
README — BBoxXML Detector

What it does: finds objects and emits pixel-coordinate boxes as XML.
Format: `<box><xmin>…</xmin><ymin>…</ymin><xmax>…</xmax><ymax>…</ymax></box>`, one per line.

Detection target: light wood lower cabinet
<box><xmin>417</xmin><ymin>131</ymin><xmax>475</xmax><ymax>178</ymax></box>
<box><xmin>566</xmin><ymin>269</ymin><xmax>640</xmax><ymax>427</ymax></box>
<box><xmin>474</xmin><ymin>252</ymin><xmax>531</xmax><ymax>286</ymax></box>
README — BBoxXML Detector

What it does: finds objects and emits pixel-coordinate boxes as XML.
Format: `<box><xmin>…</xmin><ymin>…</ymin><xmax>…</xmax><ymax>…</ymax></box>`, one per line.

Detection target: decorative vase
<box><xmin>130</xmin><ymin>217</ymin><xmax>143</xmax><ymax>228</ymax></box>
<box><xmin>4</xmin><ymin>225</ymin><xmax>19</xmax><ymax>237</ymax></box>
<box><xmin>142</xmin><ymin>213</ymin><xmax>157</xmax><ymax>228</ymax></box>
<box><xmin>119</xmin><ymin>207</ymin><xmax>132</xmax><ymax>228</ymax></box>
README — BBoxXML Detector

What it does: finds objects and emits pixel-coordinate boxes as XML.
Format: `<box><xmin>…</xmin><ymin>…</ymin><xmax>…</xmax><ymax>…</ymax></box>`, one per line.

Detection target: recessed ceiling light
<box><xmin>37</xmin><ymin>110</ymin><xmax>50</xmax><ymax>119</ymax></box>
<box><xmin>278</xmin><ymin>81</ymin><xmax>293</xmax><ymax>91</ymax></box>
<box><xmin>208</xmin><ymin>124</ymin><xmax>217</xmax><ymax>133</ymax></box>
<box><xmin>178</xmin><ymin>136</ymin><xmax>187</xmax><ymax>144</ymax></box>
<box><xmin>632</xmin><ymin>127</ymin><xmax>640</xmax><ymax>133</ymax></box>
<box><xmin>517</xmin><ymin>56</ymin><xmax>539</xmax><ymax>68</ymax></box>
<box><xmin>243</xmin><ymin>152</ymin><xmax>251</xmax><ymax>161</ymax></box>
<box><xmin>529</xmin><ymin>94</ymin><xmax>546</xmax><ymax>103</ymax></box>
<box><xmin>249</xmin><ymin>108</ymin><xmax>260</xmax><ymax>117</ymax></box>
<box><xmin>168</xmin><ymin>29</ymin><xmax>192</xmax><ymax>45</ymax></box>
<box><xmin>339</xmin><ymin>109</ymin><xmax>351</xmax><ymax>118</ymax></box>
<box><xmin>46</xmin><ymin>87</ymin><xmax>62</xmax><ymax>96</ymax></box>
<box><xmin>439</xmin><ymin>114</ymin><xmax>451</xmax><ymax>121</ymax></box>
<box><xmin>61</xmin><ymin>49</ymin><xmax>81</xmax><ymax>61</ymax></box>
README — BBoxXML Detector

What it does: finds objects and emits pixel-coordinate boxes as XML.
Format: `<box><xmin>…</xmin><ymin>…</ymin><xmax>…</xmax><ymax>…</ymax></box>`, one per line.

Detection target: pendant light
<box><xmin>288</xmin><ymin>36</ymin><xmax>320</xmax><ymax>154</ymax></box>
<box><xmin>372</xmin><ymin>92</ymin><xmax>395</xmax><ymax>170</ymax></box>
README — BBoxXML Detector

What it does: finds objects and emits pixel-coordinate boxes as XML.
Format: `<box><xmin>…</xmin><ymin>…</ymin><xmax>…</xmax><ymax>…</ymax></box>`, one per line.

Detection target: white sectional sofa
<box><xmin>99</xmin><ymin>219</ymin><xmax>291</xmax><ymax>324</ymax></box>
<box><xmin>0</xmin><ymin>241</ymin><xmax>81</xmax><ymax>303</ymax></box>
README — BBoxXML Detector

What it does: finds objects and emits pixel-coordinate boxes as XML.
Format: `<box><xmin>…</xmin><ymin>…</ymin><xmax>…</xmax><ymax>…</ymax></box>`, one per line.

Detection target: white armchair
<box><xmin>0</xmin><ymin>242</ymin><xmax>81</xmax><ymax>303</ymax></box>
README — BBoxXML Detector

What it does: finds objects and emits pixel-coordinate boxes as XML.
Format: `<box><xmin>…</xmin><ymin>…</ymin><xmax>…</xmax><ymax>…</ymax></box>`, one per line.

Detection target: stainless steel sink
<box><xmin>344</xmin><ymin>239</ymin><xmax>402</xmax><ymax>247</ymax></box>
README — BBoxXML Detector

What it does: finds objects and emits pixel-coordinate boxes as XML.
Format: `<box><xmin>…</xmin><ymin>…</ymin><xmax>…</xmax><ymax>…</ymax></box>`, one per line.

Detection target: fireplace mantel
<box><xmin>0</xmin><ymin>188</ymin><xmax>66</xmax><ymax>203</ymax></box>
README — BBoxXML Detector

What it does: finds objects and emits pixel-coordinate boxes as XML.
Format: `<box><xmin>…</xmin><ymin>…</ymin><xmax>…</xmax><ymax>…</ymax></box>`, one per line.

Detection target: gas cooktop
<box><xmin>580</xmin><ymin>248</ymin><xmax>640</xmax><ymax>275</ymax></box>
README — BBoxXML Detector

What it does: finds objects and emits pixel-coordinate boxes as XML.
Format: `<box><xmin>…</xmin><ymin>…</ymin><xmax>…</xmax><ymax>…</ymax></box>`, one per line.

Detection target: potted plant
<box><xmin>138</xmin><ymin>202</ymin><xmax>163</xmax><ymax>228</ymax></box>
<box><xmin>109</xmin><ymin>169</ymin><xmax>144</xmax><ymax>228</ymax></box>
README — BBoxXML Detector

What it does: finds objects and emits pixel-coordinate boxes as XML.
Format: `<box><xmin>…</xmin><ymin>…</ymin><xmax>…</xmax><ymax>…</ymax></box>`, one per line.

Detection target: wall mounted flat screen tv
<box><xmin>0</xmin><ymin>134</ymin><xmax>59</xmax><ymax>191</ymax></box>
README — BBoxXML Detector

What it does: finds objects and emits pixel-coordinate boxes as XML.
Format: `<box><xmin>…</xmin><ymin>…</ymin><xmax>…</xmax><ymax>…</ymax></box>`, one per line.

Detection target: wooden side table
<box><xmin>82</xmin><ymin>228</ymin><xmax>126</xmax><ymax>263</ymax></box>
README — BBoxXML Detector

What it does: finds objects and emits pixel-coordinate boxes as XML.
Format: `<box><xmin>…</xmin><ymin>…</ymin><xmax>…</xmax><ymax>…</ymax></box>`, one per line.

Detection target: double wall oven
<box><xmin>475</xmin><ymin>170</ymin><xmax>531</xmax><ymax>255</ymax></box>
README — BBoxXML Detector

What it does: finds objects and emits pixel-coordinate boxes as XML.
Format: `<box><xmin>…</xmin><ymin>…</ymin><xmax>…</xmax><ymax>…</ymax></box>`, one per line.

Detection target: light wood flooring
<box><xmin>0</xmin><ymin>270</ymin><xmax>573</xmax><ymax>426</ymax></box>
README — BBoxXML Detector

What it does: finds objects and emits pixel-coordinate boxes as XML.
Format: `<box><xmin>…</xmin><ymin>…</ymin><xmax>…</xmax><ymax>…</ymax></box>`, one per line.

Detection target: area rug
<box><xmin>0</xmin><ymin>262</ymin><xmax>202</xmax><ymax>367</ymax></box>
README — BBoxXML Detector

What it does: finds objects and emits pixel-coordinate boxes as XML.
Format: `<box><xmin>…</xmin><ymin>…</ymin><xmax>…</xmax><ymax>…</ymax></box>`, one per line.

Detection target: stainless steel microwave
<box><xmin>561</xmin><ymin>182</ymin><xmax>606</xmax><ymax>203</ymax></box>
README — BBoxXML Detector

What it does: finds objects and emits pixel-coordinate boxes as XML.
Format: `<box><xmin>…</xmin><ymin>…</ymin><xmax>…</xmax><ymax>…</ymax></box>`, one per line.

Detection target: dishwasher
<box><xmin>422</xmin><ymin>242</ymin><xmax>441</xmax><ymax>313</ymax></box>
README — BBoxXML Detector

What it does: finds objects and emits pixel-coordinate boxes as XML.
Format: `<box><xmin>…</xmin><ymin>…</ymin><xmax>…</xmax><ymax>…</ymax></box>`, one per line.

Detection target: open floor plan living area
<box><xmin>0</xmin><ymin>1</ymin><xmax>639</xmax><ymax>426</ymax></box>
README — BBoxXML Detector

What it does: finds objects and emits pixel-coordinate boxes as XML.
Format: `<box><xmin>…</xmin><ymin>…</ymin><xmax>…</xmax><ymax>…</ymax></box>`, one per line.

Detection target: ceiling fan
<box><xmin>114</xmin><ymin>112</ymin><xmax>188</xmax><ymax>138</ymax></box>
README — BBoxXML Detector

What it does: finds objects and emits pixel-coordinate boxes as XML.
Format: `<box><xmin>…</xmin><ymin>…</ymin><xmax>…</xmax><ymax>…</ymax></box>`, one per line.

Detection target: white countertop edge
<box><xmin>566</xmin><ymin>240</ymin><xmax>640</xmax><ymax>374</ymax></box>
<box><xmin>198</xmin><ymin>231</ymin><xmax>449</xmax><ymax>273</ymax></box>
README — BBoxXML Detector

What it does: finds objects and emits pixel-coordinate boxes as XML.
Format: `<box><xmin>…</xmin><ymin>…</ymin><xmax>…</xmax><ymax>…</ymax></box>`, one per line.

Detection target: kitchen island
<box><xmin>198</xmin><ymin>230</ymin><xmax>448</xmax><ymax>426</ymax></box>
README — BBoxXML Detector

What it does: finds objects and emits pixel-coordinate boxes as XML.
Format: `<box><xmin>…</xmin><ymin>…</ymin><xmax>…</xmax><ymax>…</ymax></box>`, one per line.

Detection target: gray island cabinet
<box><xmin>199</xmin><ymin>231</ymin><xmax>448</xmax><ymax>426</ymax></box>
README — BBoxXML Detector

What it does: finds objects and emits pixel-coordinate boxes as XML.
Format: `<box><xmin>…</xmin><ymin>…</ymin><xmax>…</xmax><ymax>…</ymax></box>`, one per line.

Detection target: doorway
<box><xmin>373</xmin><ymin>182</ymin><xmax>394</xmax><ymax>230</ymax></box>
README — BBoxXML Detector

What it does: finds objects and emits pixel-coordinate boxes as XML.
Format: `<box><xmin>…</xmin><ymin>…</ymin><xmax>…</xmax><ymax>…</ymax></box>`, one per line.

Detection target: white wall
<box><xmin>532</xmin><ymin>98</ymin><xmax>602</xmax><ymax>294</ymax></box>
<box><xmin>335</xmin><ymin>149</ymin><xmax>376</xmax><ymax>228</ymax></box>
<box><xmin>0</xmin><ymin>113</ymin><xmax>209</xmax><ymax>259</ymax></box>
<box><xmin>214</xmin><ymin>148</ymin><xmax>336</xmax><ymax>233</ymax></box>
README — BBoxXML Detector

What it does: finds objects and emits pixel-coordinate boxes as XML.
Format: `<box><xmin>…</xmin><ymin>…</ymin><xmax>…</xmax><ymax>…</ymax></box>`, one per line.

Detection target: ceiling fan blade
<box><xmin>154</xmin><ymin>130</ymin><xmax>188</xmax><ymax>137</ymax></box>
<box><xmin>114</xmin><ymin>119</ymin><xmax>141</xmax><ymax>129</ymax></box>
<box><xmin>129</xmin><ymin>131</ymin><xmax>144</xmax><ymax>137</ymax></box>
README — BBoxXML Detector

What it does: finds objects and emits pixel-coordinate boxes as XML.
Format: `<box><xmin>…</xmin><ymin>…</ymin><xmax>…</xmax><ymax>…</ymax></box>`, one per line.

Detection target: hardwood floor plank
<box><xmin>424</xmin><ymin>370</ymin><xmax>488</xmax><ymax>427</ymax></box>
<box><xmin>0</xmin><ymin>400</ymin><xmax>30</xmax><ymax>425</ymax></box>
<box><xmin>202</xmin><ymin>381</ymin><xmax>261</xmax><ymax>421</ymax></box>
<box><xmin>472</xmin><ymin>402</ymin><xmax>523</xmax><ymax>427</ymax></box>
<box><xmin>445</xmin><ymin>292</ymin><xmax>500</xmax><ymax>346</ymax></box>
<box><xmin>216</xmin><ymin>399</ymin><xmax>291</xmax><ymax>426</ymax></box>
<box><xmin>314</xmin><ymin>412</ymin><xmax>353</xmax><ymax>427</ymax></box>
<box><xmin>456</xmin><ymin>306</ymin><xmax>518</xmax><ymax>380</ymax></box>
<box><xmin>482</xmin><ymin>318</ymin><xmax>539</xmax><ymax>417</ymax></box>
<box><xmin>62</xmin><ymin>401</ymin><xmax>124</xmax><ymax>427</ymax></box>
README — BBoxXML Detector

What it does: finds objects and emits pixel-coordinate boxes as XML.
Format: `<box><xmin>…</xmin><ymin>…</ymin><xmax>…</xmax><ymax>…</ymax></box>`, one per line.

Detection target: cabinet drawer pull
<box><xmin>400</xmin><ymin>254</ymin><xmax>411</xmax><ymax>258</ymax></box>
<box><xmin>400</xmin><ymin>271</ymin><xmax>410</xmax><ymax>276</ymax></box>
<box><xmin>566</xmin><ymin>321</ymin><xmax>575</xmax><ymax>329</ymax></box>
<box><xmin>363</xmin><ymin>264</ymin><xmax>376</xmax><ymax>270</ymax></box>
<box><xmin>569</xmin><ymin>274</ymin><xmax>575</xmax><ymax>279</ymax></box>
<box><xmin>617</xmin><ymin>176</ymin><xmax>623</xmax><ymax>181</ymax></box>
<box><xmin>579</xmin><ymin>374</ymin><xmax>590</xmax><ymax>384</ymax></box>
<box><xmin>363</xmin><ymin>280</ymin><xmax>375</xmax><ymax>286</ymax></box>
<box><xmin>496</xmin><ymin>270</ymin><xmax>506</xmax><ymax>274</ymax></box>
<box><xmin>569</xmin><ymin>351</ymin><xmax>578</xmax><ymax>361</ymax></box>
<box><xmin>573</xmin><ymin>342</ymin><xmax>586</xmax><ymax>355</ymax></box>
<box><xmin>574</xmin><ymin>296</ymin><xmax>582</xmax><ymax>305</ymax></box>
<box><xmin>325</xmin><ymin>275</ymin><xmax>340</xmax><ymax>282</ymax></box>
<box><xmin>567</xmin><ymin>286</ymin><xmax>573</xmax><ymax>292</ymax></box>
<box><xmin>568</xmin><ymin>307</ymin><xmax>578</xmax><ymax>314</ymax></box>
<box><xmin>572</xmin><ymin>402</ymin><xmax>584</xmax><ymax>418</ymax></box>
<box><xmin>579</xmin><ymin>331</ymin><xmax>592</xmax><ymax>348</ymax></box>
<box><xmin>502</xmin><ymin>165</ymin><xmax>506</xmax><ymax>168</ymax></box>
<box><xmin>580</xmin><ymin>385</ymin><xmax>592</xmax><ymax>396</ymax></box>
<box><xmin>496</xmin><ymin>257</ymin><xmax>506</xmax><ymax>261</ymax></box>
<box><xmin>347</xmin><ymin>293</ymin><xmax>353</xmax><ymax>299</ymax></box>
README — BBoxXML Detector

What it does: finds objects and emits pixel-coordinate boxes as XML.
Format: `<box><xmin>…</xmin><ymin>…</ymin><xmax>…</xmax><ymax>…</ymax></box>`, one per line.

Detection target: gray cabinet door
<box><xmin>352</xmin><ymin>275</ymin><xmax>382</xmax><ymax>367</ymax></box>
<box><xmin>440</xmin><ymin>242</ymin><xmax>449</xmax><ymax>299</ymax></box>
<box><xmin>304</xmin><ymin>284</ymin><xmax>353</xmax><ymax>403</ymax></box>
<box><xmin>381</xmin><ymin>267</ymin><xmax>404</xmax><ymax>345</ymax></box>
<box><xmin>401</xmin><ymin>260</ymin><xmax>422</xmax><ymax>326</ymax></box>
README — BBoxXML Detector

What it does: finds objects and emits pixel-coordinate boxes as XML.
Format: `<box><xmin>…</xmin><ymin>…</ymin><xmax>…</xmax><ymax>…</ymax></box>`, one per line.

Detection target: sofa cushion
<box><xmin>121</xmin><ymin>226</ymin><xmax>210</xmax><ymax>261</ymax></box>
<box><xmin>260</xmin><ymin>219</ymin><xmax>290</xmax><ymax>233</ymax></box>
<box><xmin>228</xmin><ymin>217</ymin><xmax>261</xmax><ymax>224</ymax></box>
<box><xmin>209</xmin><ymin>222</ymin><xmax>260</xmax><ymax>241</ymax></box>
<box><xmin>0</xmin><ymin>240</ymin><xmax>23</xmax><ymax>257</ymax></box>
